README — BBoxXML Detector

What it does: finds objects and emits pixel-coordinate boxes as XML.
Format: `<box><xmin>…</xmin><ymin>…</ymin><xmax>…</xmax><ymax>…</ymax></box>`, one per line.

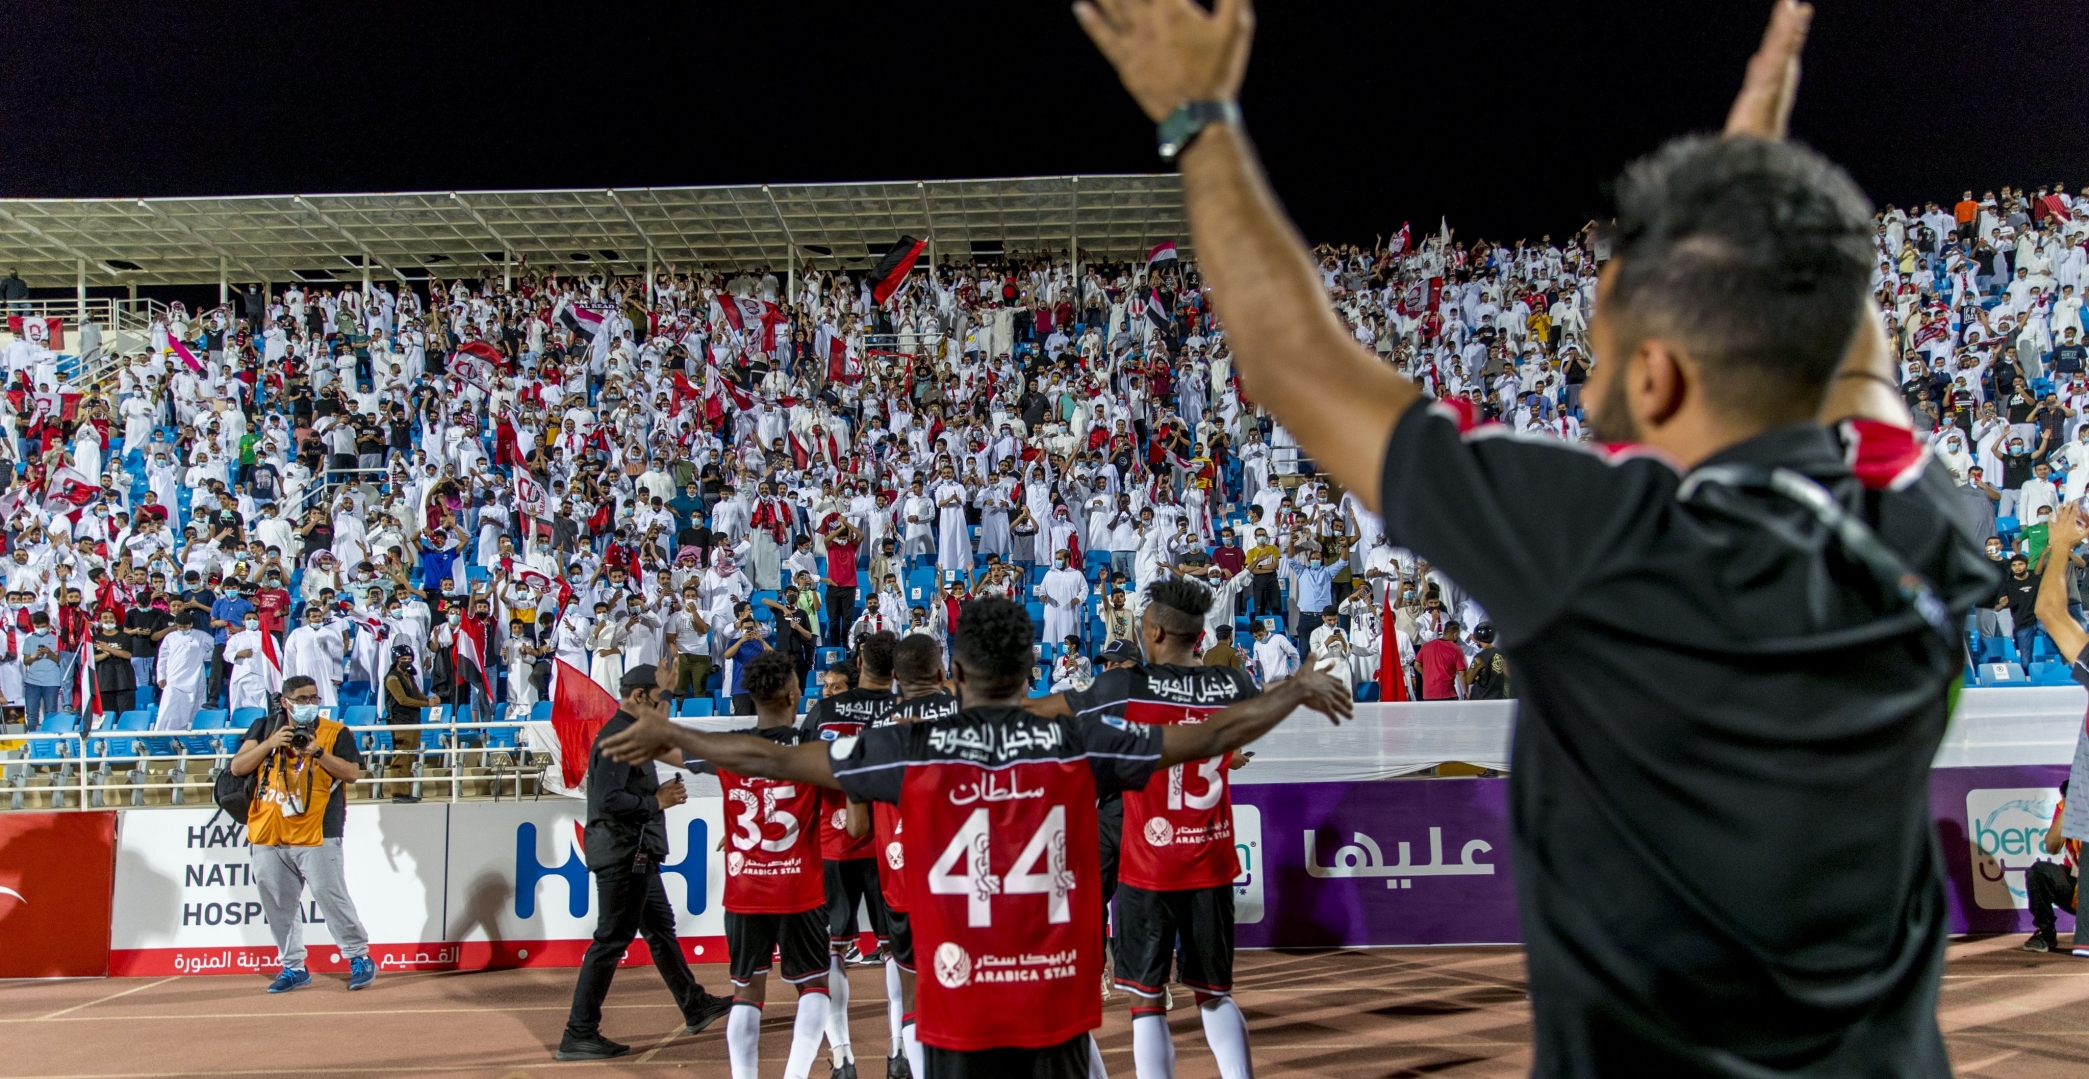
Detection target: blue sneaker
<box><xmin>347</xmin><ymin>956</ymin><xmax>375</xmax><ymax>991</ymax></box>
<box><xmin>266</xmin><ymin>967</ymin><xmax>311</xmax><ymax>994</ymax></box>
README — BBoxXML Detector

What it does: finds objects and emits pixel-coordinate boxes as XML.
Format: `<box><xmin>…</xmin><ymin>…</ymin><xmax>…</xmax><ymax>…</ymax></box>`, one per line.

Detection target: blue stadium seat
<box><xmin>530</xmin><ymin>700</ymin><xmax>553</xmax><ymax>721</ymax></box>
<box><xmin>816</xmin><ymin>647</ymin><xmax>846</xmax><ymax>671</ymax></box>
<box><xmin>2029</xmin><ymin>661</ymin><xmax>2075</xmax><ymax>686</ymax></box>
<box><xmin>683</xmin><ymin>697</ymin><xmax>714</xmax><ymax>717</ymax></box>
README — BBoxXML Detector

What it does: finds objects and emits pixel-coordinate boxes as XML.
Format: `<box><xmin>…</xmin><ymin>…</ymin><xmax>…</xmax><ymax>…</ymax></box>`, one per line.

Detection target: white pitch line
<box><xmin>35</xmin><ymin>976</ymin><xmax>179</xmax><ymax>1021</ymax></box>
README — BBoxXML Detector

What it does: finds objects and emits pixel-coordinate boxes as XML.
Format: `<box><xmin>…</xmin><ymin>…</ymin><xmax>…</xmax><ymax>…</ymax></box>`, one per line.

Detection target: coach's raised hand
<box><xmin>1073</xmin><ymin>0</ymin><xmax>1254</xmax><ymax>122</ymax></box>
<box><xmin>1724</xmin><ymin>1</ymin><xmax>1812</xmax><ymax>141</ymax></box>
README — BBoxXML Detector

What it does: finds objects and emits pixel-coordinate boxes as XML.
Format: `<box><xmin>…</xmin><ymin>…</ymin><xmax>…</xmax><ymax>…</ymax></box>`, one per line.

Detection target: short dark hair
<box><xmin>828</xmin><ymin>659</ymin><xmax>859</xmax><ymax>687</ymax></box>
<box><xmin>281</xmin><ymin>675</ymin><xmax>317</xmax><ymax>696</ymax></box>
<box><xmin>1146</xmin><ymin>577</ymin><xmax>1213</xmax><ymax>637</ymax></box>
<box><xmin>1608</xmin><ymin>135</ymin><xmax>1874</xmax><ymax>424</ymax></box>
<box><xmin>954</xmin><ymin>597</ymin><xmax>1033</xmax><ymax>696</ymax></box>
<box><xmin>859</xmin><ymin>631</ymin><xmax>898</xmax><ymax>680</ymax></box>
<box><xmin>743</xmin><ymin>650</ymin><xmax>798</xmax><ymax>705</ymax></box>
<box><xmin>893</xmin><ymin>634</ymin><xmax>944</xmax><ymax>684</ymax></box>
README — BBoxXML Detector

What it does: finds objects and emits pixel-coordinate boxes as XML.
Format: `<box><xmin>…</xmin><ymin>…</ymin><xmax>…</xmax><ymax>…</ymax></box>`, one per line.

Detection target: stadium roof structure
<box><xmin>0</xmin><ymin>174</ymin><xmax>1188</xmax><ymax>289</ymax></box>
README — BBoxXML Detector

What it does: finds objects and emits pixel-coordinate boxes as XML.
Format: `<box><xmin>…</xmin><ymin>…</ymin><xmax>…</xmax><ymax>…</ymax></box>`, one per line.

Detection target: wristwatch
<box><xmin>1157</xmin><ymin>101</ymin><xmax>1241</xmax><ymax>163</ymax></box>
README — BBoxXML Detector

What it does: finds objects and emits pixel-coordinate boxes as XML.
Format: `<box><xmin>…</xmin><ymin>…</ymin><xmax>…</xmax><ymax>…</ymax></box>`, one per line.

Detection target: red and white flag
<box><xmin>165</xmin><ymin>337</ymin><xmax>206</xmax><ymax>375</ymax></box>
<box><xmin>7</xmin><ymin>316</ymin><xmax>63</xmax><ymax>351</ymax></box>
<box><xmin>549</xmin><ymin>658</ymin><xmax>620</xmax><ymax>790</ymax></box>
<box><xmin>1377</xmin><ymin>589</ymin><xmax>1409</xmax><ymax>702</ymax></box>
<box><xmin>260</xmin><ymin>628</ymin><xmax>284</xmax><ymax>695</ymax></box>
<box><xmin>453</xmin><ymin>612</ymin><xmax>496</xmax><ymax>701</ymax></box>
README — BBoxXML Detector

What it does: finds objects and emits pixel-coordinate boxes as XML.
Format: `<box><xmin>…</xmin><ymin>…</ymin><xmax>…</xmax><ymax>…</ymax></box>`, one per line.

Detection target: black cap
<box><xmin>1098</xmin><ymin>640</ymin><xmax>1140</xmax><ymax>665</ymax></box>
<box><xmin>620</xmin><ymin>664</ymin><xmax>659</xmax><ymax>694</ymax></box>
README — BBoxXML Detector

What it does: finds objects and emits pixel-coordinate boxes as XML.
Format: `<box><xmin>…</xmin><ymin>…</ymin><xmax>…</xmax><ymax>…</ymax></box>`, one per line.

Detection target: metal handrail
<box><xmin>0</xmin><ymin>718</ymin><xmax>552</xmax><ymax>810</ymax></box>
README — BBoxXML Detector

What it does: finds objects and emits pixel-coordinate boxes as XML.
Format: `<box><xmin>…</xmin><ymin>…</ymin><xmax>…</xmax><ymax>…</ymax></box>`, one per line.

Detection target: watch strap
<box><xmin>1157</xmin><ymin>101</ymin><xmax>1241</xmax><ymax>162</ymax></box>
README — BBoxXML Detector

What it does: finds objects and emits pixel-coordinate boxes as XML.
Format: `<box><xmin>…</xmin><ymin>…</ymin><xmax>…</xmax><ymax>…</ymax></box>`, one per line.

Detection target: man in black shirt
<box><xmin>2052</xmin><ymin>327</ymin><xmax>2087</xmax><ymax>375</ymax></box>
<box><xmin>1074</xmin><ymin>4</ymin><xmax>1994</xmax><ymax>1074</ymax></box>
<box><xmin>559</xmin><ymin>664</ymin><xmax>731</xmax><ymax>1061</ymax></box>
<box><xmin>1467</xmin><ymin>623</ymin><xmax>1510</xmax><ymax>700</ymax></box>
<box><xmin>2002</xmin><ymin>553</ymin><xmax>2040</xmax><ymax>666</ymax></box>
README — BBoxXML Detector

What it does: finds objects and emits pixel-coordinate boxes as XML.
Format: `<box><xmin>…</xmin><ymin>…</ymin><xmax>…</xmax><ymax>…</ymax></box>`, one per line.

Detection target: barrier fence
<box><xmin>0</xmin><ymin>690</ymin><xmax>2082</xmax><ymax>980</ymax></box>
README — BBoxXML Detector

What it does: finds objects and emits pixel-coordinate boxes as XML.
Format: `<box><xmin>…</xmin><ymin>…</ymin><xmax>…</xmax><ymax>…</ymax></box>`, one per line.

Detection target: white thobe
<box><xmin>223</xmin><ymin>628</ymin><xmax>270</xmax><ymax>712</ymax></box>
<box><xmin>153</xmin><ymin>629</ymin><xmax>211</xmax><ymax>730</ymax></box>
<box><xmin>283</xmin><ymin>624</ymin><xmax>346</xmax><ymax>706</ymax></box>
<box><xmin>1039</xmin><ymin>566</ymin><xmax>1089</xmax><ymax>644</ymax></box>
<box><xmin>934</xmin><ymin>481</ymin><xmax>971</xmax><ymax>574</ymax></box>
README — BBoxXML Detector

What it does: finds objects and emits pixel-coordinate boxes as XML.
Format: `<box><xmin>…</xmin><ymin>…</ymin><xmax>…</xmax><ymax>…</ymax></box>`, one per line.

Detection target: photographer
<box><xmin>226</xmin><ymin>674</ymin><xmax>374</xmax><ymax>993</ymax></box>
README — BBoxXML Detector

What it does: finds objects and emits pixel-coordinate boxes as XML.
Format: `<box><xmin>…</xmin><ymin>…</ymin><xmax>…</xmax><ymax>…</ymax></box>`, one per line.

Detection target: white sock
<box><xmin>826</xmin><ymin>956</ymin><xmax>855</xmax><ymax>1065</ymax></box>
<box><xmin>884</xmin><ymin>958</ymin><xmax>904</xmax><ymax>1052</ymax></box>
<box><xmin>727</xmin><ymin>1001</ymin><xmax>762</xmax><ymax>1079</ymax></box>
<box><xmin>1131</xmin><ymin>1009</ymin><xmax>1175</xmax><ymax>1079</ymax></box>
<box><xmin>1087</xmin><ymin>1032</ymin><xmax>1110</xmax><ymax>1079</ymax></box>
<box><xmin>902</xmin><ymin>1020</ymin><xmax>925</xmax><ymax>1079</ymax></box>
<box><xmin>1198</xmin><ymin>996</ymin><xmax>1253</xmax><ymax>1079</ymax></box>
<box><xmin>785</xmin><ymin>989</ymin><xmax>831</xmax><ymax>1079</ymax></box>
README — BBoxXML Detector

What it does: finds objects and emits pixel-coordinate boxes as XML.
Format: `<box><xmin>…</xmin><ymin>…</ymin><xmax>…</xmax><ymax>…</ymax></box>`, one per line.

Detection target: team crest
<box><xmin>885</xmin><ymin>841</ymin><xmax>905</xmax><ymax>870</ymax></box>
<box><xmin>933</xmin><ymin>942</ymin><xmax>971</xmax><ymax>989</ymax></box>
<box><xmin>1144</xmin><ymin>818</ymin><xmax>1174</xmax><ymax>847</ymax></box>
<box><xmin>832</xmin><ymin>809</ymin><xmax>848</xmax><ymax>831</ymax></box>
<box><xmin>727</xmin><ymin>851</ymin><xmax>745</xmax><ymax>876</ymax></box>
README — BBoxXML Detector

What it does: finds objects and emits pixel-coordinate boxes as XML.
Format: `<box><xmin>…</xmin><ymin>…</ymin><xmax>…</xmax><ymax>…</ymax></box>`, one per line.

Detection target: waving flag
<box><xmin>453</xmin><ymin>613</ymin><xmax>496</xmax><ymax>701</ymax></box>
<box><xmin>1377</xmin><ymin>590</ymin><xmax>1409</xmax><ymax>702</ymax></box>
<box><xmin>558</xmin><ymin>305</ymin><xmax>604</xmax><ymax>340</ymax></box>
<box><xmin>48</xmin><ymin>465</ymin><xmax>101</xmax><ymax>507</ymax></box>
<box><xmin>1145</xmin><ymin>240</ymin><xmax>1178</xmax><ymax>275</ymax></box>
<box><xmin>868</xmin><ymin>235</ymin><xmax>927</xmax><ymax>306</ymax></box>
<box><xmin>7</xmin><ymin>316</ymin><xmax>63</xmax><ymax>351</ymax></box>
<box><xmin>549</xmin><ymin>658</ymin><xmax>619</xmax><ymax>790</ymax></box>
<box><xmin>75</xmin><ymin>642</ymin><xmax>101</xmax><ymax>723</ymax></box>
<box><xmin>259</xmin><ymin>628</ymin><xmax>284</xmax><ymax>695</ymax></box>
<box><xmin>165</xmin><ymin>337</ymin><xmax>205</xmax><ymax>375</ymax></box>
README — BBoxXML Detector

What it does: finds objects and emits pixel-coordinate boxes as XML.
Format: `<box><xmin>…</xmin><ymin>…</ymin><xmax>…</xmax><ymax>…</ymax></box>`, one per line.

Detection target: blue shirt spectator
<box><xmin>21</xmin><ymin>629</ymin><xmax>61</xmax><ymax>686</ymax></box>
<box><xmin>210</xmin><ymin>594</ymin><xmax>254</xmax><ymax>646</ymax></box>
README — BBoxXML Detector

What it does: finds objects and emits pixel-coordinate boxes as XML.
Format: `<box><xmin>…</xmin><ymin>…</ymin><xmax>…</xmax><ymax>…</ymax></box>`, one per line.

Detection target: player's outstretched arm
<box><xmin>1158</xmin><ymin>665</ymin><xmax>1351</xmax><ymax>768</ymax></box>
<box><xmin>596</xmin><ymin>698</ymin><xmax>842</xmax><ymax>789</ymax></box>
<box><xmin>1074</xmin><ymin>0</ymin><xmax>1417</xmax><ymax>511</ymax></box>
<box><xmin>2036</xmin><ymin>502</ymin><xmax>2089</xmax><ymax>665</ymax></box>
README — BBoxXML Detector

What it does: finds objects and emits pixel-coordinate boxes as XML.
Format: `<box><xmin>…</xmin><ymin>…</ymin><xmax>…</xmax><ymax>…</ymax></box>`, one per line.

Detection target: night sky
<box><xmin>1</xmin><ymin>0</ymin><xmax>2084</xmax><ymax>249</ymax></box>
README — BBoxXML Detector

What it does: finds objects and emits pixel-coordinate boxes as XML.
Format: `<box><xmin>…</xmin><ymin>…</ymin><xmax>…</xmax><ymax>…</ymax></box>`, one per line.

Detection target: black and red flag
<box><xmin>868</xmin><ymin>235</ymin><xmax>928</xmax><ymax>306</ymax></box>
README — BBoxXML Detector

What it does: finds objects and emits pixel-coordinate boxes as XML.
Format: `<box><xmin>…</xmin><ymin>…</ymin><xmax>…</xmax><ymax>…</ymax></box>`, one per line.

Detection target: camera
<box><xmin>285</xmin><ymin>716</ymin><xmax>319</xmax><ymax>753</ymax></box>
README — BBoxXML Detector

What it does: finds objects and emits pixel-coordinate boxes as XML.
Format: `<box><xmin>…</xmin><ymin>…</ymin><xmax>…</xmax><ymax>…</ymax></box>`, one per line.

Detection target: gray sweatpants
<box><xmin>251</xmin><ymin>839</ymin><xmax>370</xmax><ymax>969</ymax></box>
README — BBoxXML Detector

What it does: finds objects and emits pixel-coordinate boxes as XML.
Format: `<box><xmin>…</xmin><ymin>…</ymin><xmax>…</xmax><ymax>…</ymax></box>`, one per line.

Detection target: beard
<box><xmin>1586</xmin><ymin>368</ymin><xmax>1642</xmax><ymax>444</ymax></box>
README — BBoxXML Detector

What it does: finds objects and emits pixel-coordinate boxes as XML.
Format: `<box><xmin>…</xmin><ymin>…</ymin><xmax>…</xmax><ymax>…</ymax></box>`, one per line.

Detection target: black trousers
<box><xmin>2029</xmin><ymin>860</ymin><xmax>2077</xmax><ymax>935</ymax></box>
<box><xmin>565</xmin><ymin>861</ymin><xmax>707</xmax><ymax>1038</ymax></box>
<box><xmin>825</xmin><ymin>585</ymin><xmax>857</xmax><ymax>647</ymax></box>
<box><xmin>1248</xmin><ymin>574</ymin><xmax>1282</xmax><ymax>621</ymax></box>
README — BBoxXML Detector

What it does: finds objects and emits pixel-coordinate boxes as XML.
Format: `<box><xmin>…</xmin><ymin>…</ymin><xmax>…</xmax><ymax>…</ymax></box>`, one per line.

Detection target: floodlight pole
<box><xmin>1070</xmin><ymin>176</ymin><xmax>1080</xmax><ymax>283</ymax></box>
<box><xmin>75</xmin><ymin>258</ymin><xmax>86</xmax><ymax>328</ymax></box>
<box><xmin>219</xmin><ymin>257</ymin><xmax>228</xmax><ymax>308</ymax></box>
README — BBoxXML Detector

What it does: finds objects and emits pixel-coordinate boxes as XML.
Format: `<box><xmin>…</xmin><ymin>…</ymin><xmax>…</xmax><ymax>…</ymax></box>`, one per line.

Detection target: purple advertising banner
<box><xmin>1931</xmin><ymin>763</ymin><xmax>2073</xmax><ymax>936</ymax></box>
<box><xmin>1231</xmin><ymin>779</ymin><xmax>1520</xmax><ymax>948</ymax></box>
<box><xmin>1229</xmin><ymin>765</ymin><xmax>2075</xmax><ymax>948</ymax></box>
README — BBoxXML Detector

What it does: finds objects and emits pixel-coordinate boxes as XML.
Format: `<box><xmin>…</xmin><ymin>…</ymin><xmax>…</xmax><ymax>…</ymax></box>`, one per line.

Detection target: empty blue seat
<box><xmin>230</xmin><ymin>707</ymin><xmax>266</xmax><ymax>729</ymax></box>
<box><xmin>684</xmin><ymin>697</ymin><xmax>714</xmax><ymax>717</ymax></box>
<box><xmin>342</xmin><ymin>704</ymin><xmax>381</xmax><ymax>727</ymax></box>
<box><xmin>39</xmin><ymin>712</ymin><xmax>80</xmax><ymax>734</ymax></box>
<box><xmin>816</xmin><ymin>647</ymin><xmax>846</xmax><ymax>670</ymax></box>
<box><xmin>530</xmin><ymin>700</ymin><xmax>553</xmax><ymax>721</ymax></box>
<box><xmin>2029</xmin><ymin>661</ymin><xmax>2075</xmax><ymax>686</ymax></box>
<box><xmin>484</xmin><ymin>725</ymin><xmax>520</xmax><ymax>750</ymax></box>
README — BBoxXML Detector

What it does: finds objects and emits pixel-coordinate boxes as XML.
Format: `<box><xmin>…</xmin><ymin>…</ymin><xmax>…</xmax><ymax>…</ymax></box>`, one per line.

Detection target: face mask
<box><xmin>448</xmin><ymin>613</ymin><xmax>462</xmax><ymax>626</ymax></box>
<box><xmin>288</xmin><ymin>703</ymin><xmax>321</xmax><ymax>724</ymax></box>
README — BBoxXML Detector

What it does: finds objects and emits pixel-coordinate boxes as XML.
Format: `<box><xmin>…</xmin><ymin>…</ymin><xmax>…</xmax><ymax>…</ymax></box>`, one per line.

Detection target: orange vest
<box><xmin>246</xmin><ymin>716</ymin><xmax>348</xmax><ymax>847</ymax></box>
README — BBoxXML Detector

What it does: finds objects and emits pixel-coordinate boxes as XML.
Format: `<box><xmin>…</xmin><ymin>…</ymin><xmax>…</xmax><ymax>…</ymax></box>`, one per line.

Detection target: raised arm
<box><xmin>596</xmin><ymin>697</ymin><xmax>840</xmax><ymax>789</ymax></box>
<box><xmin>1074</xmin><ymin>0</ymin><xmax>1416</xmax><ymax>510</ymax></box>
<box><xmin>1157</xmin><ymin>666</ymin><xmax>1351</xmax><ymax>768</ymax></box>
<box><xmin>2035</xmin><ymin>501</ymin><xmax>2088</xmax><ymax>664</ymax></box>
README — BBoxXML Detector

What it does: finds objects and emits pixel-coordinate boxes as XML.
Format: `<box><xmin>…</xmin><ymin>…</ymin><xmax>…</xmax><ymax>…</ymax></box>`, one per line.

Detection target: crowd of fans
<box><xmin>0</xmin><ymin>180</ymin><xmax>2074</xmax><ymax>743</ymax></box>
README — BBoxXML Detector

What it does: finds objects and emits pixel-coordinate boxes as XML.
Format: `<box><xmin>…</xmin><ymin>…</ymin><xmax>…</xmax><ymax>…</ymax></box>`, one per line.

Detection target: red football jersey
<box><xmin>803</xmin><ymin>689</ymin><xmax>894</xmax><ymax>861</ymax></box>
<box><xmin>717</xmin><ymin>731</ymin><xmax>825</xmax><ymax>915</ymax></box>
<box><xmin>832</xmin><ymin>706</ymin><xmax>1161</xmax><ymax>1052</ymax></box>
<box><xmin>1066</xmin><ymin>663</ymin><xmax>1259</xmax><ymax>892</ymax></box>
<box><xmin>872</xmin><ymin>691</ymin><xmax>961</xmax><ymax>912</ymax></box>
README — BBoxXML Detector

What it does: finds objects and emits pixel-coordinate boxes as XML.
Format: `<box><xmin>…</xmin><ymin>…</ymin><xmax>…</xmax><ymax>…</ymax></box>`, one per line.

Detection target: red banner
<box><xmin>0</xmin><ymin>811</ymin><xmax>116</xmax><ymax>977</ymax></box>
<box><xmin>5</xmin><ymin>316</ymin><xmax>64</xmax><ymax>352</ymax></box>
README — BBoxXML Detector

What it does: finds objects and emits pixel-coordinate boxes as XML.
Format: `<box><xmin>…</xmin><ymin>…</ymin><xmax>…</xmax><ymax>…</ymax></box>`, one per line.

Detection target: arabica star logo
<box><xmin>885</xmin><ymin>842</ymin><xmax>904</xmax><ymax>871</ymax></box>
<box><xmin>933</xmin><ymin>942</ymin><xmax>971</xmax><ymax>989</ymax></box>
<box><xmin>726</xmin><ymin>852</ymin><xmax>745</xmax><ymax>877</ymax></box>
<box><xmin>1144</xmin><ymin>818</ymin><xmax>1174</xmax><ymax>847</ymax></box>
